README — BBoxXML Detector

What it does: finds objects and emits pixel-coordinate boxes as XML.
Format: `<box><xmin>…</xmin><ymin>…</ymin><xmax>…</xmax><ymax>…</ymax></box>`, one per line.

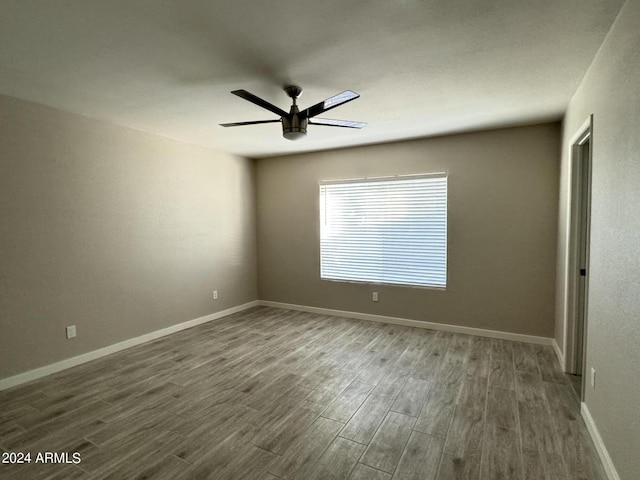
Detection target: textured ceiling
<box><xmin>0</xmin><ymin>0</ymin><xmax>625</xmax><ymax>158</ymax></box>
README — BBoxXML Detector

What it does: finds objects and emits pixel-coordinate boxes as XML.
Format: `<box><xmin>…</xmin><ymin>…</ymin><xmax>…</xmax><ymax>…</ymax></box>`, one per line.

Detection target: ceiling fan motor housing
<box><xmin>282</xmin><ymin>105</ymin><xmax>307</xmax><ymax>140</ymax></box>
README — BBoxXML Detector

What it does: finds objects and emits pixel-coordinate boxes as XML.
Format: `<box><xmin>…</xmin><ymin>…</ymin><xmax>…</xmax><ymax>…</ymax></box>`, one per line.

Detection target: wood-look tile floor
<box><xmin>0</xmin><ymin>307</ymin><xmax>606</xmax><ymax>480</ymax></box>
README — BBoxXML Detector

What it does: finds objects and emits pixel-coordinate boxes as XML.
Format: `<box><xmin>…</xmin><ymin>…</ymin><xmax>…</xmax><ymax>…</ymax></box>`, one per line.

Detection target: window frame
<box><xmin>318</xmin><ymin>172</ymin><xmax>448</xmax><ymax>290</ymax></box>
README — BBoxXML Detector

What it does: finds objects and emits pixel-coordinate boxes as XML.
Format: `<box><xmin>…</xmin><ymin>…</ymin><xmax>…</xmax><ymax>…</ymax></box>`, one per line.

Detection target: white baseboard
<box><xmin>552</xmin><ymin>338</ymin><xmax>565</xmax><ymax>368</ymax></box>
<box><xmin>1</xmin><ymin>300</ymin><xmax>555</xmax><ymax>392</ymax></box>
<box><xmin>258</xmin><ymin>300</ymin><xmax>554</xmax><ymax>346</ymax></box>
<box><xmin>0</xmin><ymin>301</ymin><xmax>259</xmax><ymax>392</ymax></box>
<box><xmin>581</xmin><ymin>402</ymin><xmax>621</xmax><ymax>480</ymax></box>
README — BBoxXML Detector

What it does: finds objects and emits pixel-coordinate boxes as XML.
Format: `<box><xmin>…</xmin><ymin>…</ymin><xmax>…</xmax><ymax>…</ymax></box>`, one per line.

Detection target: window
<box><xmin>319</xmin><ymin>173</ymin><xmax>447</xmax><ymax>288</ymax></box>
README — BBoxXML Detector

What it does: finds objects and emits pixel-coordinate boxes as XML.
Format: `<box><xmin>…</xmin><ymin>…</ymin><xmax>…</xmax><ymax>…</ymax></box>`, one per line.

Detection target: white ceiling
<box><xmin>0</xmin><ymin>0</ymin><xmax>625</xmax><ymax>158</ymax></box>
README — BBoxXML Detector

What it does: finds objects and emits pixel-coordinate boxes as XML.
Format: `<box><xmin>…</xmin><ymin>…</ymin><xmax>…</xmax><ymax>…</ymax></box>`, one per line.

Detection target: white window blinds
<box><xmin>319</xmin><ymin>173</ymin><xmax>447</xmax><ymax>288</ymax></box>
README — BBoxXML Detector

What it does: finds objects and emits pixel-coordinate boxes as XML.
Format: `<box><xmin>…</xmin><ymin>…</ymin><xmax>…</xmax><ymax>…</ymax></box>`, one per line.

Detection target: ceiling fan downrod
<box><xmin>283</xmin><ymin>86</ymin><xmax>306</xmax><ymax>140</ymax></box>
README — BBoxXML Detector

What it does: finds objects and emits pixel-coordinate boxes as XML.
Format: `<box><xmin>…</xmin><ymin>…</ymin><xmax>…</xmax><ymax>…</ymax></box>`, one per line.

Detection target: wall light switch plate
<box><xmin>66</xmin><ymin>325</ymin><xmax>76</xmax><ymax>339</ymax></box>
<box><xmin>590</xmin><ymin>367</ymin><xmax>596</xmax><ymax>388</ymax></box>
<box><xmin>372</xmin><ymin>292</ymin><xmax>379</xmax><ymax>302</ymax></box>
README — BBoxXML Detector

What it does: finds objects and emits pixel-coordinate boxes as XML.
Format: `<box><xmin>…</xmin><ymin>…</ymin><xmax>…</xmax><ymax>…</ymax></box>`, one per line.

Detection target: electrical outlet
<box><xmin>372</xmin><ymin>292</ymin><xmax>379</xmax><ymax>302</ymax></box>
<box><xmin>213</xmin><ymin>290</ymin><xmax>218</xmax><ymax>300</ymax></box>
<box><xmin>66</xmin><ymin>325</ymin><xmax>76</xmax><ymax>339</ymax></box>
<box><xmin>590</xmin><ymin>367</ymin><xmax>596</xmax><ymax>388</ymax></box>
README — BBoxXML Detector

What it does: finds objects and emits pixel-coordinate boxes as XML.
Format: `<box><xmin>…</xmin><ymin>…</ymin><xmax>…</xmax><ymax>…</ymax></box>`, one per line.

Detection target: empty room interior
<box><xmin>1</xmin><ymin>1</ymin><xmax>639</xmax><ymax>479</ymax></box>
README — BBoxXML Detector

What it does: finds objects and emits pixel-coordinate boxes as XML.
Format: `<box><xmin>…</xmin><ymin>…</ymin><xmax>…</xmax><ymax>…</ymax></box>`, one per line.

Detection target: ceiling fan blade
<box><xmin>231</xmin><ymin>90</ymin><xmax>289</xmax><ymax>118</ymax></box>
<box><xmin>302</xmin><ymin>90</ymin><xmax>360</xmax><ymax>119</ymax></box>
<box><xmin>220</xmin><ymin>119</ymin><xmax>281</xmax><ymax>127</ymax></box>
<box><xmin>309</xmin><ymin>118</ymin><xmax>366</xmax><ymax>129</ymax></box>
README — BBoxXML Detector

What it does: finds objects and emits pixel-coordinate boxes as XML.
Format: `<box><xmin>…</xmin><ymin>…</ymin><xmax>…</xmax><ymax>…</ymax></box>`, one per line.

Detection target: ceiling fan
<box><xmin>220</xmin><ymin>86</ymin><xmax>366</xmax><ymax>140</ymax></box>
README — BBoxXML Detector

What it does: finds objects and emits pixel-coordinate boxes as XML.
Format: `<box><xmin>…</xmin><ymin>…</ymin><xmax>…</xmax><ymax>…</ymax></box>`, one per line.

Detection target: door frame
<box><xmin>564</xmin><ymin>115</ymin><xmax>593</xmax><ymax>386</ymax></box>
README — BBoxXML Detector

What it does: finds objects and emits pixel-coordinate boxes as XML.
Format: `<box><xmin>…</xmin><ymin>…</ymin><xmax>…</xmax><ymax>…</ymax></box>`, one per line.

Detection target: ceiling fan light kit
<box><xmin>282</xmin><ymin>115</ymin><xmax>307</xmax><ymax>140</ymax></box>
<box><xmin>221</xmin><ymin>86</ymin><xmax>365</xmax><ymax>141</ymax></box>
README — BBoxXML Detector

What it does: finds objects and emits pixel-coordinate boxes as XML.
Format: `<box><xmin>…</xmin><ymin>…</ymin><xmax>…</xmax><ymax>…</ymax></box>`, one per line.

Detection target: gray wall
<box><xmin>556</xmin><ymin>0</ymin><xmax>640</xmax><ymax>477</ymax></box>
<box><xmin>257</xmin><ymin>124</ymin><xmax>560</xmax><ymax>337</ymax></box>
<box><xmin>0</xmin><ymin>95</ymin><xmax>257</xmax><ymax>380</ymax></box>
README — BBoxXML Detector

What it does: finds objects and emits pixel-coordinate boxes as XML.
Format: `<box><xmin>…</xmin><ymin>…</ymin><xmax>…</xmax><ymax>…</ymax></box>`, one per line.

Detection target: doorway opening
<box><xmin>565</xmin><ymin>116</ymin><xmax>593</xmax><ymax>400</ymax></box>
